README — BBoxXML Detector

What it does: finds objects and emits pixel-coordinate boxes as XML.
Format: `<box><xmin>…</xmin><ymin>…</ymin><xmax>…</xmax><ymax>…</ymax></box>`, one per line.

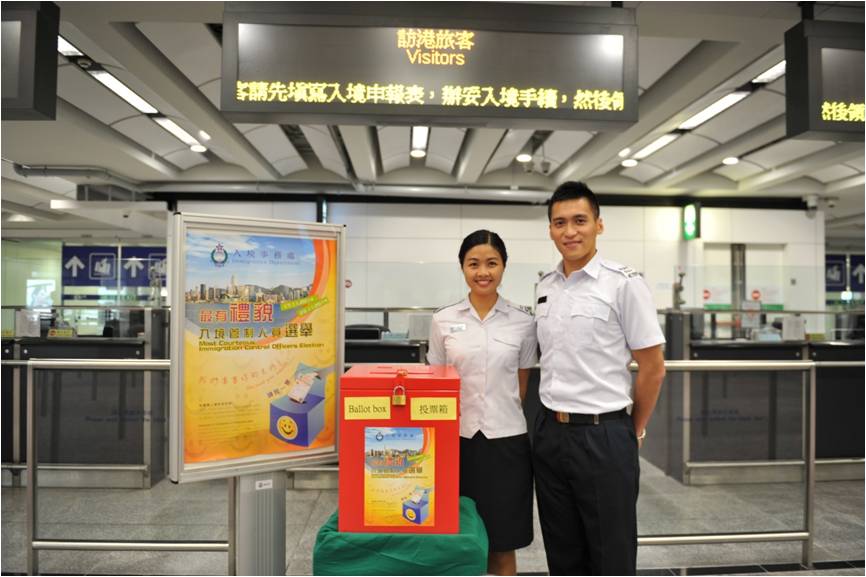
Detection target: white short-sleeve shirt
<box><xmin>535</xmin><ymin>253</ymin><xmax>665</xmax><ymax>414</ymax></box>
<box><xmin>427</xmin><ymin>296</ymin><xmax>537</xmax><ymax>439</ymax></box>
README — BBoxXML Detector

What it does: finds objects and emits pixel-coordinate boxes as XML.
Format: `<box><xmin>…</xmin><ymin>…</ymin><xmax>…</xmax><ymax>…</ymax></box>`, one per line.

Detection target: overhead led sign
<box><xmin>682</xmin><ymin>203</ymin><xmax>701</xmax><ymax>241</ymax></box>
<box><xmin>221</xmin><ymin>2</ymin><xmax>638</xmax><ymax>130</ymax></box>
<box><xmin>785</xmin><ymin>20</ymin><xmax>864</xmax><ymax>140</ymax></box>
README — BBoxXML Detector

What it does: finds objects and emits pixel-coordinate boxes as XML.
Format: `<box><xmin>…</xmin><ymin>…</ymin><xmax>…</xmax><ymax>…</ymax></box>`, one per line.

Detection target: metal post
<box><xmin>228</xmin><ymin>477</ymin><xmax>237</xmax><ymax>576</ymax></box>
<box><xmin>682</xmin><ymin>313</ymin><xmax>692</xmax><ymax>482</ymax></box>
<box><xmin>26</xmin><ymin>363</ymin><xmax>38</xmax><ymax>576</ymax></box>
<box><xmin>13</xmin><ymin>342</ymin><xmax>22</xmax><ymax>466</ymax></box>
<box><xmin>143</xmin><ymin>309</ymin><xmax>152</xmax><ymax>488</ymax></box>
<box><xmin>802</xmin><ymin>364</ymin><xmax>816</xmax><ymax>568</ymax></box>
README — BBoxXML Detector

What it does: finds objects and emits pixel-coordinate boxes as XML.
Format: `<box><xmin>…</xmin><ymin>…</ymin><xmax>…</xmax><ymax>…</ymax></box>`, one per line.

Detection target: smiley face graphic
<box><xmin>405</xmin><ymin>508</ymin><xmax>417</xmax><ymax>521</ymax></box>
<box><xmin>276</xmin><ymin>416</ymin><xmax>298</xmax><ymax>441</ymax></box>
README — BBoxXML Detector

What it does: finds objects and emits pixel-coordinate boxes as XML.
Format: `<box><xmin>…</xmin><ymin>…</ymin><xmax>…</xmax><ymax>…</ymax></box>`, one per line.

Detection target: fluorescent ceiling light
<box><xmin>7</xmin><ymin>214</ymin><xmax>35</xmax><ymax>222</ymax></box>
<box><xmin>409</xmin><ymin>148</ymin><xmax>426</xmax><ymax>159</ymax></box>
<box><xmin>621</xmin><ymin>159</ymin><xmax>638</xmax><ymax>168</ymax></box>
<box><xmin>618</xmin><ymin>147</ymin><xmax>631</xmax><ymax>158</ymax></box>
<box><xmin>411</xmin><ymin>126</ymin><xmax>429</xmax><ymax>150</ymax></box>
<box><xmin>678</xmin><ymin>91</ymin><xmax>750</xmax><ymax>130</ymax></box>
<box><xmin>190</xmin><ymin>144</ymin><xmax>208</xmax><ymax>153</ymax></box>
<box><xmin>722</xmin><ymin>156</ymin><xmax>739</xmax><ymax>166</ymax></box>
<box><xmin>153</xmin><ymin>117</ymin><xmax>198</xmax><ymax>146</ymax></box>
<box><xmin>88</xmin><ymin>70</ymin><xmax>158</xmax><ymax>114</ymax></box>
<box><xmin>57</xmin><ymin>36</ymin><xmax>83</xmax><ymax>57</ymax></box>
<box><xmin>633</xmin><ymin>133</ymin><xmax>680</xmax><ymax>160</ymax></box>
<box><xmin>752</xmin><ymin>61</ymin><xmax>786</xmax><ymax>84</ymax></box>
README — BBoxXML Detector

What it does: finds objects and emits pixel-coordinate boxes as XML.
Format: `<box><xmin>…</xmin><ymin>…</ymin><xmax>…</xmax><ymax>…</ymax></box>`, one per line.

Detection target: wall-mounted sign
<box><xmin>1</xmin><ymin>1</ymin><xmax>59</xmax><ymax>120</ymax></box>
<box><xmin>825</xmin><ymin>254</ymin><xmax>846</xmax><ymax>292</ymax></box>
<box><xmin>62</xmin><ymin>246</ymin><xmax>118</xmax><ymax>287</ymax></box>
<box><xmin>221</xmin><ymin>2</ymin><xmax>638</xmax><ymax>130</ymax></box>
<box><xmin>850</xmin><ymin>254</ymin><xmax>864</xmax><ymax>293</ymax></box>
<box><xmin>682</xmin><ymin>203</ymin><xmax>701</xmax><ymax>240</ymax></box>
<box><xmin>785</xmin><ymin>20</ymin><xmax>864</xmax><ymax>140</ymax></box>
<box><xmin>169</xmin><ymin>213</ymin><xmax>345</xmax><ymax>483</ymax></box>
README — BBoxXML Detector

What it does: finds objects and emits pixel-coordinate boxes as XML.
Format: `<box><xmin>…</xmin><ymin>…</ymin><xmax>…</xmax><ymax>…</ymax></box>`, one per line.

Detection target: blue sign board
<box><xmin>62</xmin><ymin>246</ymin><xmax>118</xmax><ymax>287</ymax></box>
<box><xmin>825</xmin><ymin>254</ymin><xmax>846</xmax><ymax>292</ymax></box>
<box><xmin>63</xmin><ymin>245</ymin><xmax>166</xmax><ymax>288</ymax></box>
<box><xmin>120</xmin><ymin>247</ymin><xmax>166</xmax><ymax>287</ymax></box>
<box><xmin>850</xmin><ymin>254</ymin><xmax>865</xmax><ymax>292</ymax></box>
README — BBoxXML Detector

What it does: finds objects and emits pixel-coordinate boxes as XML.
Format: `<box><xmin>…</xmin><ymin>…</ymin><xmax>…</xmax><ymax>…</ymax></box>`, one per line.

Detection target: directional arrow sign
<box><xmin>64</xmin><ymin>255</ymin><xmax>85</xmax><ymax>278</ymax></box>
<box><xmin>851</xmin><ymin>255</ymin><xmax>865</xmax><ymax>292</ymax></box>
<box><xmin>62</xmin><ymin>246</ymin><xmax>117</xmax><ymax>287</ymax></box>
<box><xmin>123</xmin><ymin>257</ymin><xmax>145</xmax><ymax>278</ymax></box>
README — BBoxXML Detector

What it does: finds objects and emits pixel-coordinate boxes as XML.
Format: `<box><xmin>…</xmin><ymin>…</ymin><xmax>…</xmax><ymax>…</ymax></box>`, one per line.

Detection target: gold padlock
<box><xmin>392</xmin><ymin>384</ymin><xmax>406</xmax><ymax>406</ymax></box>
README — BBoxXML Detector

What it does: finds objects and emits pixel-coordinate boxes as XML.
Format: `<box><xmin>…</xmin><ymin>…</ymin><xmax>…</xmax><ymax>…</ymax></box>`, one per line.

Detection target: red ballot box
<box><xmin>339</xmin><ymin>364</ymin><xmax>460</xmax><ymax>534</ymax></box>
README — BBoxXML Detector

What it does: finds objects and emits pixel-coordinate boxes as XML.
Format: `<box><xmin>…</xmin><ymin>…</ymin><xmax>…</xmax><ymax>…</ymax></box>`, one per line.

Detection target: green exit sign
<box><xmin>683</xmin><ymin>203</ymin><xmax>701</xmax><ymax>240</ymax></box>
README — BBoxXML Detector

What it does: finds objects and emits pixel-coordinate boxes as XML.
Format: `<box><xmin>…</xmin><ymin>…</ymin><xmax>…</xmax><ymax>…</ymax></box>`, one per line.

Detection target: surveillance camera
<box><xmin>122</xmin><ymin>211</ymin><xmax>131</xmax><ymax>219</ymax></box>
<box><xmin>804</xmin><ymin>195</ymin><xmax>818</xmax><ymax>211</ymax></box>
<box><xmin>827</xmin><ymin>198</ymin><xmax>837</xmax><ymax>209</ymax></box>
<box><xmin>522</xmin><ymin>162</ymin><xmax>533</xmax><ymax>174</ymax></box>
<box><xmin>540</xmin><ymin>160</ymin><xmax>551</xmax><ymax>175</ymax></box>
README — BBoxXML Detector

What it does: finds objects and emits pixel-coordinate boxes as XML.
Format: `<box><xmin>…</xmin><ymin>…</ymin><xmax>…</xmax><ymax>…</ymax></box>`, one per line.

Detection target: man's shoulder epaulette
<box><xmin>601</xmin><ymin>259</ymin><xmax>642</xmax><ymax>279</ymax></box>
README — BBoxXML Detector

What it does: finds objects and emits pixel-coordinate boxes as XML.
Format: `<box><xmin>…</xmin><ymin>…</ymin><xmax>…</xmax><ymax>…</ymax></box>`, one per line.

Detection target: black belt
<box><xmin>547</xmin><ymin>407</ymin><xmax>628</xmax><ymax>425</ymax></box>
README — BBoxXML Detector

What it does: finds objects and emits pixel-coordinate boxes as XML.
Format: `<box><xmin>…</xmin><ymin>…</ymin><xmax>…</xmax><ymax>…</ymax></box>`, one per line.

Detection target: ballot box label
<box><xmin>345</xmin><ymin>397</ymin><xmax>391</xmax><ymax>420</ymax></box>
<box><xmin>411</xmin><ymin>397</ymin><xmax>457</xmax><ymax>421</ymax></box>
<box><xmin>364</xmin><ymin>427</ymin><xmax>435</xmax><ymax>527</ymax></box>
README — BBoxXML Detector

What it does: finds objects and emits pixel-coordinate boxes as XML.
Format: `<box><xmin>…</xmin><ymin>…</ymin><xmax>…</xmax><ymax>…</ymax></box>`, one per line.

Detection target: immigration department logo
<box><xmin>210</xmin><ymin>243</ymin><xmax>228</xmax><ymax>267</ymax></box>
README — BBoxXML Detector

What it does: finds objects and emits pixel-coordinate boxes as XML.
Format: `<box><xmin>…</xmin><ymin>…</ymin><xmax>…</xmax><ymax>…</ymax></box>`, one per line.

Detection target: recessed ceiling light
<box><xmin>752</xmin><ymin>61</ymin><xmax>786</xmax><ymax>84</ymax></box>
<box><xmin>722</xmin><ymin>156</ymin><xmax>739</xmax><ymax>166</ymax></box>
<box><xmin>516</xmin><ymin>152</ymin><xmax>533</xmax><ymax>163</ymax></box>
<box><xmin>618</xmin><ymin>147</ymin><xmax>631</xmax><ymax>158</ymax></box>
<box><xmin>88</xmin><ymin>70</ymin><xmax>158</xmax><ymax>114</ymax></box>
<box><xmin>198</xmin><ymin>130</ymin><xmax>211</xmax><ymax>141</ymax></box>
<box><xmin>409</xmin><ymin>148</ymin><xmax>426</xmax><ymax>159</ymax></box>
<box><xmin>153</xmin><ymin>117</ymin><xmax>198</xmax><ymax>146</ymax></box>
<box><xmin>633</xmin><ymin>133</ymin><xmax>680</xmax><ymax>159</ymax></box>
<box><xmin>678</xmin><ymin>91</ymin><xmax>751</xmax><ymax>130</ymax></box>
<box><xmin>621</xmin><ymin>159</ymin><xmax>638</xmax><ymax>168</ymax></box>
<box><xmin>57</xmin><ymin>36</ymin><xmax>83</xmax><ymax>57</ymax></box>
<box><xmin>190</xmin><ymin>144</ymin><xmax>207</xmax><ymax>153</ymax></box>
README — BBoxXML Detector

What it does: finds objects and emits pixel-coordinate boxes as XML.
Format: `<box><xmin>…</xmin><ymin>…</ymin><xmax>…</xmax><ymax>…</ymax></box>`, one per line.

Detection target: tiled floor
<box><xmin>1</xmin><ymin>459</ymin><xmax>862</xmax><ymax>575</ymax></box>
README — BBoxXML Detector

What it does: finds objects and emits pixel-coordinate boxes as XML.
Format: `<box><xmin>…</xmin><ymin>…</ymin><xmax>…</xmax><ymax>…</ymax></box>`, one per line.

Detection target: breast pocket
<box><xmin>535</xmin><ymin>302</ymin><xmax>552</xmax><ymax>345</ymax></box>
<box><xmin>569</xmin><ymin>298</ymin><xmax>611</xmax><ymax>346</ymax></box>
<box><xmin>491</xmin><ymin>333</ymin><xmax>521</xmax><ymax>373</ymax></box>
<box><xmin>443</xmin><ymin>329</ymin><xmax>478</xmax><ymax>369</ymax></box>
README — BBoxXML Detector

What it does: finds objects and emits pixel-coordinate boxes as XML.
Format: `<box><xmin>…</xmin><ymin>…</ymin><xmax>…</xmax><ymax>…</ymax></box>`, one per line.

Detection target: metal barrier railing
<box><xmin>15</xmin><ymin>359</ymin><xmax>236</xmax><ymax>576</ymax></box>
<box><xmin>6</xmin><ymin>357</ymin><xmax>863</xmax><ymax>574</ymax></box>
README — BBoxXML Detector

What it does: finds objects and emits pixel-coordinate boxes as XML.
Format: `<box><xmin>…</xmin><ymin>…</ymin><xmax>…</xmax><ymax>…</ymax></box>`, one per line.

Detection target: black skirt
<box><xmin>459</xmin><ymin>431</ymin><xmax>534</xmax><ymax>552</ymax></box>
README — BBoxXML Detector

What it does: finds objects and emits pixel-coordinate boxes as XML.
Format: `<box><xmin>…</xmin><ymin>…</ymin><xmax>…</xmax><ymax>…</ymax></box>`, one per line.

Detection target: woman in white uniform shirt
<box><xmin>427</xmin><ymin>230</ymin><xmax>537</xmax><ymax>576</ymax></box>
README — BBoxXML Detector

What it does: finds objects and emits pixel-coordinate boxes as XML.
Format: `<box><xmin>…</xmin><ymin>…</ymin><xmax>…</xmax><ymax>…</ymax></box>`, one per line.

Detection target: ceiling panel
<box><xmin>426</xmin><ymin>127</ymin><xmax>465</xmax><ymax>174</ymax></box>
<box><xmin>638</xmin><ymin>37</ymin><xmax>701</xmax><ymax>91</ymax></box>
<box><xmin>644</xmin><ymin>133</ymin><xmax>718</xmax><ymax>171</ymax></box>
<box><xmin>300</xmin><ymin>125</ymin><xmax>347</xmax><ymax>178</ymax></box>
<box><xmin>765</xmin><ymin>76</ymin><xmax>785</xmax><ymax>95</ymax></box>
<box><xmin>620</xmin><ymin>163</ymin><xmax>666</xmax><ymax>183</ymax></box>
<box><xmin>844</xmin><ymin>156</ymin><xmax>865</xmax><ymax>172</ymax></box>
<box><xmin>199</xmin><ymin>79</ymin><xmax>221</xmax><ymax>108</ymax></box>
<box><xmin>484</xmin><ymin>129</ymin><xmax>533</xmax><ymax>174</ymax></box>
<box><xmin>808</xmin><ymin>164</ymin><xmax>860</xmax><ymax>184</ymax></box>
<box><xmin>57</xmin><ymin>65</ymin><xmax>138</xmax><ymax>125</ymax></box>
<box><xmin>243</xmin><ymin>125</ymin><xmax>307</xmax><ymax>175</ymax></box>
<box><xmin>542</xmin><ymin>131</ymin><xmax>594</xmax><ymax>171</ymax></box>
<box><xmin>273</xmin><ymin>157</ymin><xmax>308</xmax><ymax>175</ymax></box>
<box><xmin>59</xmin><ymin>21</ymin><xmax>123</xmax><ymax>69</ymax></box>
<box><xmin>378</xmin><ymin>126</ymin><xmax>410</xmax><ymax>173</ymax></box>
<box><xmin>163</xmin><ymin>148</ymin><xmax>207</xmax><ymax>170</ymax></box>
<box><xmin>1</xmin><ymin>163</ymin><xmax>76</xmax><ymax>197</ymax></box>
<box><xmin>693</xmin><ymin>90</ymin><xmax>785</xmax><ymax>143</ymax></box>
<box><xmin>713</xmin><ymin>159</ymin><xmax>765</xmax><ymax>181</ymax></box>
<box><xmin>745</xmin><ymin>139</ymin><xmax>835</xmax><ymax>169</ymax></box>
<box><xmin>113</xmin><ymin>116</ymin><xmax>186</xmax><ymax>157</ymax></box>
<box><xmin>137</xmin><ymin>22</ymin><xmax>221</xmax><ymax>87</ymax></box>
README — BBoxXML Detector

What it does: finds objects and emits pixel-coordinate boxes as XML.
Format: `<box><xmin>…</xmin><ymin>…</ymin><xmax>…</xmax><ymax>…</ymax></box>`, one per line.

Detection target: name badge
<box><xmin>449</xmin><ymin>323</ymin><xmax>466</xmax><ymax>333</ymax></box>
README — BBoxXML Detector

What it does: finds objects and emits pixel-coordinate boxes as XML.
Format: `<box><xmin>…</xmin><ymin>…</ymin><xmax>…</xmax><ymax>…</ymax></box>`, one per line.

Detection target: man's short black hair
<box><xmin>547</xmin><ymin>181</ymin><xmax>600</xmax><ymax>221</ymax></box>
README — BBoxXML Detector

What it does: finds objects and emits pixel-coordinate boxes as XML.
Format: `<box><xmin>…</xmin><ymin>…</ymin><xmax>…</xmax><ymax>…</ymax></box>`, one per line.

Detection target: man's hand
<box><xmin>631</xmin><ymin>344</ymin><xmax>666</xmax><ymax>446</ymax></box>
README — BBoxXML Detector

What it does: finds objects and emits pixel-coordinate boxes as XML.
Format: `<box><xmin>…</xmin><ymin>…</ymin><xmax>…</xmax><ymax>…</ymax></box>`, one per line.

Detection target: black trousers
<box><xmin>532</xmin><ymin>408</ymin><xmax>640</xmax><ymax>576</ymax></box>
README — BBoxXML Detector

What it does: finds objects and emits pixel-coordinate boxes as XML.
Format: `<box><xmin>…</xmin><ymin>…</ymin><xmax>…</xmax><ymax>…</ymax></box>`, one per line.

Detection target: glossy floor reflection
<box><xmin>1</xmin><ymin>458</ymin><xmax>862</xmax><ymax>575</ymax></box>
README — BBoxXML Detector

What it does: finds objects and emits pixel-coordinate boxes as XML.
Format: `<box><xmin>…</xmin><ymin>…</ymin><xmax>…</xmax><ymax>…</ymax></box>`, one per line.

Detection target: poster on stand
<box><xmin>170</xmin><ymin>213</ymin><xmax>344</xmax><ymax>483</ymax></box>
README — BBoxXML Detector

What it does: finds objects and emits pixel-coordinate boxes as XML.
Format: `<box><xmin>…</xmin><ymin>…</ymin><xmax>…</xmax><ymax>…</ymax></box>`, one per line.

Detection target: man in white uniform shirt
<box><xmin>533</xmin><ymin>182</ymin><xmax>666</xmax><ymax>575</ymax></box>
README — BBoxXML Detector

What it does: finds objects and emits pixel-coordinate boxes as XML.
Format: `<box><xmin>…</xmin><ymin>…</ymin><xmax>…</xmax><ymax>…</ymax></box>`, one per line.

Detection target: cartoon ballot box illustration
<box><xmin>402</xmin><ymin>486</ymin><xmax>431</xmax><ymax>525</ymax></box>
<box><xmin>339</xmin><ymin>364</ymin><xmax>460</xmax><ymax>534</ymax></box>
<box><xmin>269</xmin><ymin>364</ymin><xmax>327</xmax><ymax>447</ymax></box>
